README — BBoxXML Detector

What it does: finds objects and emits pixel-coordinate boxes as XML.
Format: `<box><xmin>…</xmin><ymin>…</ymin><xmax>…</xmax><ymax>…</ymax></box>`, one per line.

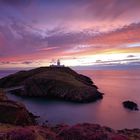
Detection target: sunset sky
<box><xmin>0</xmin><ymin>0</ymin><xmax>140</xmax><ymax>69</ymax></box>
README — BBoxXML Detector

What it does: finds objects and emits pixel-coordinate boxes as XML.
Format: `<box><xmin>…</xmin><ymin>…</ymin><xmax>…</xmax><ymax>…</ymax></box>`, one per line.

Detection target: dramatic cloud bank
<box><xmin>0</xmin><ymin>0</ymin><xmax>140</xmax><ymax>68</ymax></box>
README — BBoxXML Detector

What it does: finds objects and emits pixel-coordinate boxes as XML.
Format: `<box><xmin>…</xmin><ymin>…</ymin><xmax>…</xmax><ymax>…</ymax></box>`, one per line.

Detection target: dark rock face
<box><xmin>123</xmin><ymin>101</ymin><xmax>139</xmax><ymax>111</ymax></box>
<box><xmin>0</xmin><ymin>100</ymin><xmax>36</xmax><ymax>125</ymax></box>
<box><xmin>0</xmin><ymin>90</ymin><xmax>36</xmax><ymax>125</ymax></box>
<box><xmin>0</xmin><ymin>67</ymin><xmax>103</xmax><ymax>102</ymax></box>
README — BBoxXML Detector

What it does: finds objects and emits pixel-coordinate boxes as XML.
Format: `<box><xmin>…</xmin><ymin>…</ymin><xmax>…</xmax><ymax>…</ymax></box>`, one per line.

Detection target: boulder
<box><xmin>123</xmin><ymin>101</ymin><xmax>139</xmax><ymax>111</ymax></box>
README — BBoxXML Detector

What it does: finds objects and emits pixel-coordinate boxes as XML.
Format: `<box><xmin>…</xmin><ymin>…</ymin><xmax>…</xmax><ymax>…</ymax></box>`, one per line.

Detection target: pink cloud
<box><xmin>89</xmin><ymin>23</ymin><xmax>140</xmax><ymax>47</ymax></box>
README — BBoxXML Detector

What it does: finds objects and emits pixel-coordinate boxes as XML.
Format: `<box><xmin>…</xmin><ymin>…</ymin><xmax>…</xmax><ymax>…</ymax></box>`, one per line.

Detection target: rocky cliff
<box><xmin>0</xmin><ymin>89</ymin><xmax>36</xmax><ymax>125</ymax></box>
<box><xmin>0</xmin><ymin>67</ymin><xmax>103</xmax><ymax>102</ymax></box>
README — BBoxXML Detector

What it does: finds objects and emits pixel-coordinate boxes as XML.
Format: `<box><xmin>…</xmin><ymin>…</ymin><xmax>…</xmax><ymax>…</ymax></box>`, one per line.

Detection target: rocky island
<box><xmin>0</xmin><ymin>67</ymin><xmax>103</xmax><ymax>103</ymax></box>
<box><xmin>123</xmin><ymin>101</ymin><xmax>139</xmax><ymax>111</ymax></box>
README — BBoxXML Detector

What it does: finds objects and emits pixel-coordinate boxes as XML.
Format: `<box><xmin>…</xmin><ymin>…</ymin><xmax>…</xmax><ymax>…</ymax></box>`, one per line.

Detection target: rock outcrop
<box><xmin>0</xmin><ymin>100</ymin><xmax>36</xmax><ymax>125</ymax></box>
<box><xmin>0</xmin><ymin>89</ymin><xmax>36</xmax><ymax>125</ymax></box>
<box><xmin>0</xmin><ymin>67</ymin><xmax>103</xmax><ymax>102</ymax></box>
<box><xmin>123</xmin><ymin>101</ymin><xmax>139</xmax><ymax>111</ymax></box>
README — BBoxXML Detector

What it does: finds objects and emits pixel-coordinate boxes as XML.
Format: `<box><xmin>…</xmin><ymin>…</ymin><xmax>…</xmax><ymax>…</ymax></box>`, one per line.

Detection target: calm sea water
<box><xmin>0</xmin><ymin>69</ymin><xmax>140</xmax><ymax>129</ymax></box>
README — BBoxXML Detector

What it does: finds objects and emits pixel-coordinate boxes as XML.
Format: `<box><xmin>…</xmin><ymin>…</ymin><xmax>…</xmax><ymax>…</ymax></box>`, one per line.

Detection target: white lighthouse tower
<box><xmin>57</xmin><ymin>59</ymin><xmax>60</xmax><ymax>66</ymax></box>
<box><xmin>50</xmin><ymin>59</ymin><xmax>64</xmax><ymax>67</ymax></box>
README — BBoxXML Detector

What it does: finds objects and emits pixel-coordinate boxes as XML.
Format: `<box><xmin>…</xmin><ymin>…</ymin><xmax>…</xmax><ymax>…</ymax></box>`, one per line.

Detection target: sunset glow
<box><xmin>0</xmin><ymin>0</ymin><xmax>140</xmax><ymax>69</ymax></box>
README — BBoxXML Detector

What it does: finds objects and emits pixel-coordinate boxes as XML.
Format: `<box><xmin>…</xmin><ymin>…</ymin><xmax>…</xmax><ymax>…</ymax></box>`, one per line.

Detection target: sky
<box><xmin>0</xmin><ymin>0</ymin><xmax>140</xmax><ymax>69</ymax></box>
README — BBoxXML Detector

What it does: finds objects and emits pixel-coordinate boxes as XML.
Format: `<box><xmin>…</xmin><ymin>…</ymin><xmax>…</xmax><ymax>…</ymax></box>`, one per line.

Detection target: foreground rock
<box><xmin>0</xmin><ymin>89</ymin><xmax>36</xmax><ymax>125</ymax></box>
<box><xmin>1</xmin><ymin>123</ymin><xmax>140</xmax><ymax>140</ymax></box>
<box><xmin>123</xmin><ymin>101</ymin><xmax>139</xmax><ymax>111</ymax></box>
<box><xmin>0</xmin><ymin>67</ymin><xmax>103</xmax><ymax>102</ymax></box>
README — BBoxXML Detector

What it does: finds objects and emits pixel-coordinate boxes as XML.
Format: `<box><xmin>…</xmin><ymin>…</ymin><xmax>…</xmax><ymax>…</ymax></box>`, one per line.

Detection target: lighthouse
<box><xmin>57</xmin><ymin>59</ymin><xmax>60</xmax><ymax>66</ymax></box>
<box><xmin>50</xmin><ymin>59</ymin><xmax>64</xmax><ymax>67</ymax></box>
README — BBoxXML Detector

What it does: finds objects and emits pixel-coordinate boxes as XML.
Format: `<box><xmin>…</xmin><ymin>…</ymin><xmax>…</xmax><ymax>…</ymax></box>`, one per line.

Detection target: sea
<box><xmin>0</xmin><ymin>69</ymin><xmax>140</xmax><ymax>129</ymax></box>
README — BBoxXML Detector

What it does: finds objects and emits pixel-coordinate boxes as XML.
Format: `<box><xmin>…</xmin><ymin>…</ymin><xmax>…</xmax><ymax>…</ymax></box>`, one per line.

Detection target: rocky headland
<box><xmin>0</xmin><ymin>67</ymin><xmax>103</xmax><ymax>102</ymax></box>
